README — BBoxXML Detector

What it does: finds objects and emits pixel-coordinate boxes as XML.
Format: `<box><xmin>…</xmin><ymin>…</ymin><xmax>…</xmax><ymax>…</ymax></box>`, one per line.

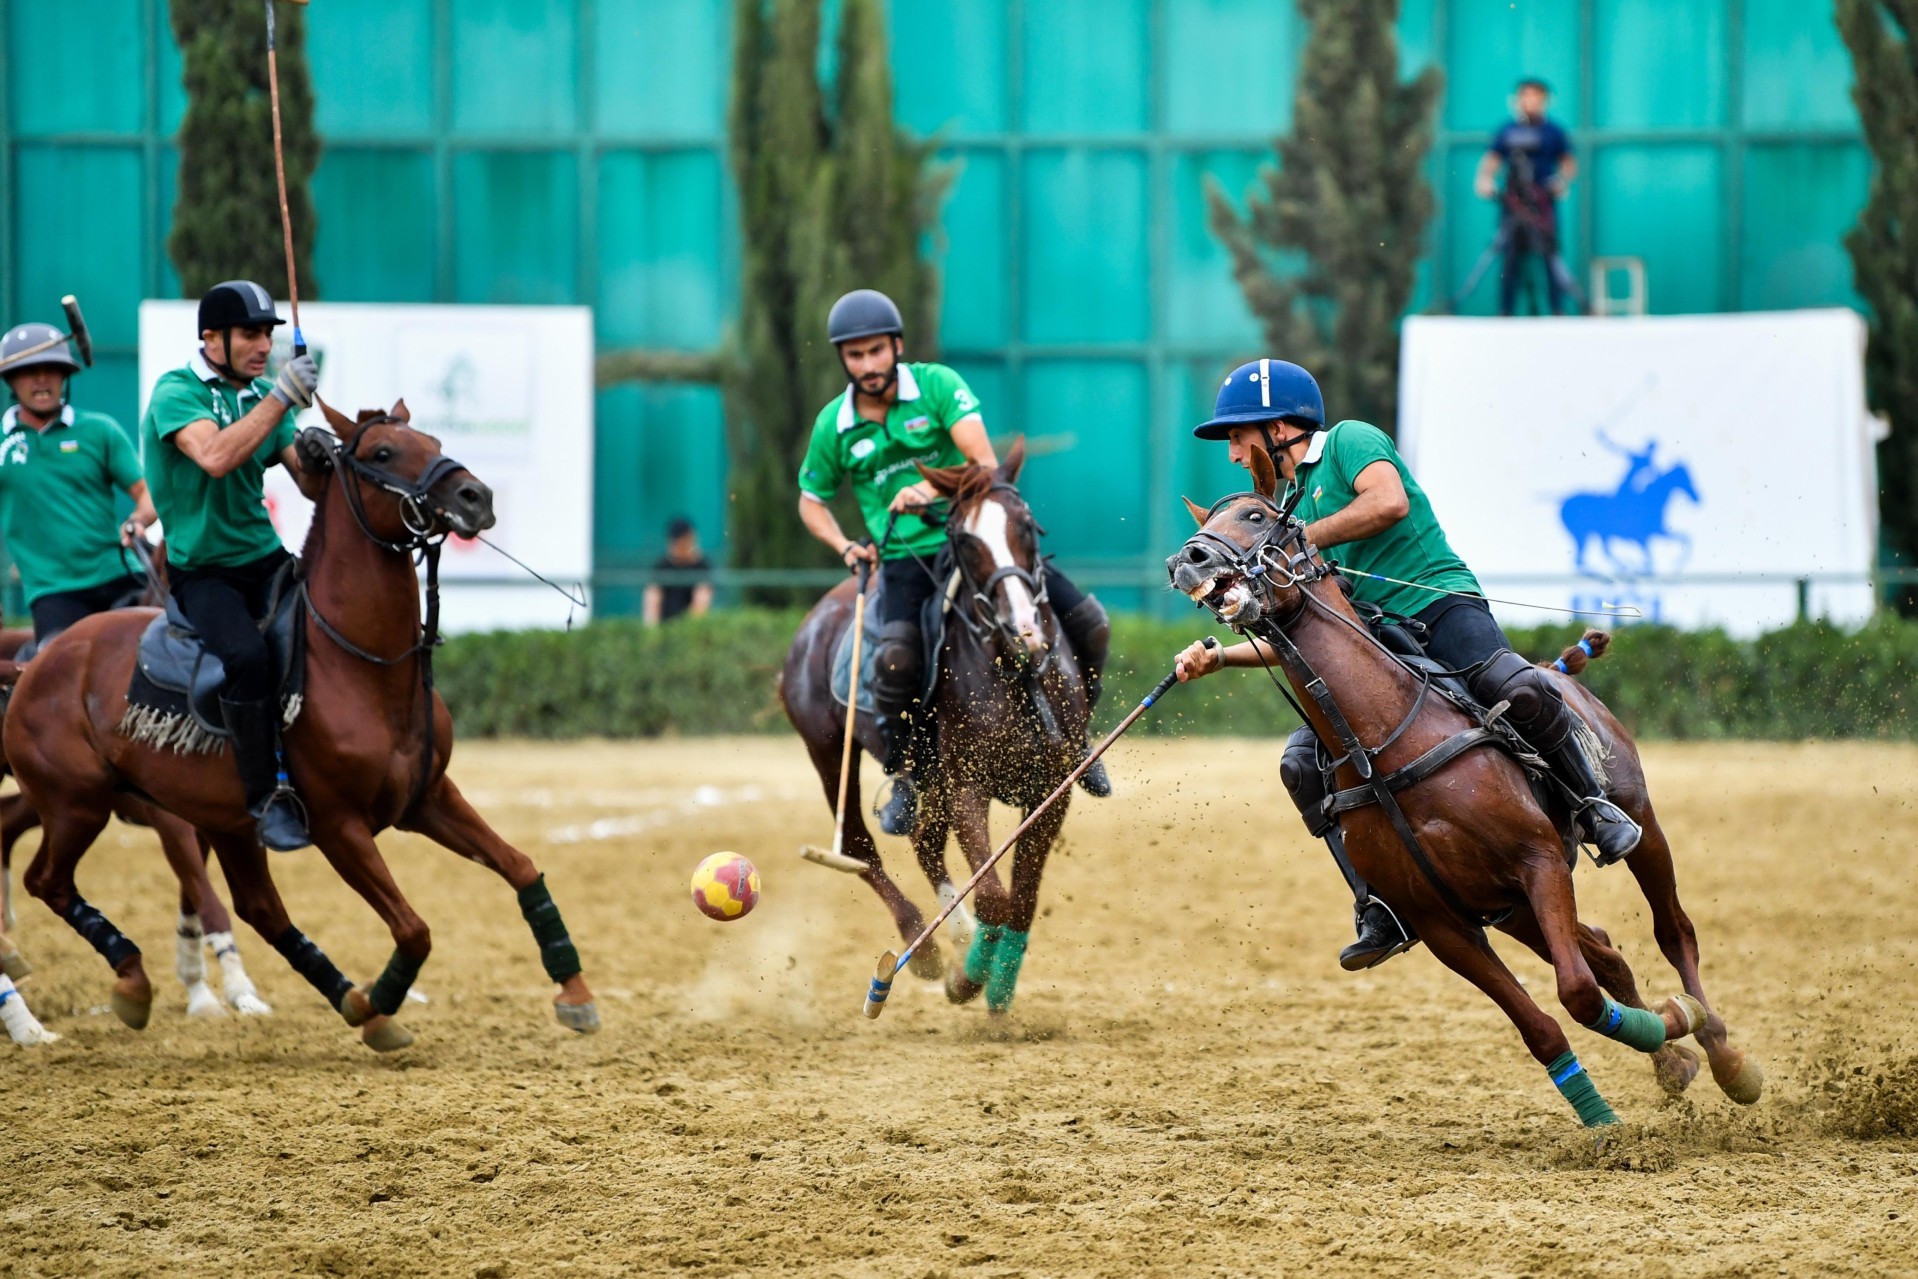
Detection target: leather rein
<box><xmin>1199</xmin><ymin>492</ymin><xmax>1507</xmax><ymax>929</ymax></box>
<box><xmin>301</xmin><ymin>418</ymin><xmax>467</xmax><ymax>822</ymax></box>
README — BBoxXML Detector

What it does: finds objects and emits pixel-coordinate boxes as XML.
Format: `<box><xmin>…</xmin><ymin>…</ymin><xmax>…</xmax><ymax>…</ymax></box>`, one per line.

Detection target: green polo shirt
<box><xmin>1286</xmin><ymin>420</ymin><xmax>1481</xmax><ymax>619</ymax></box>
<box><xmin>797</xmin><ymin>362</ymin><xmax>980</xmax><ymax>560</ymax></box>
<box><xmin>0</xmin><ymin>406</ymin><xmax>144</xmax><ymax>604</ymax></box>
<box><xmin>140</xmin><ymin>354</ymin><xmax>296</xmax><ymax>572</ymax></box>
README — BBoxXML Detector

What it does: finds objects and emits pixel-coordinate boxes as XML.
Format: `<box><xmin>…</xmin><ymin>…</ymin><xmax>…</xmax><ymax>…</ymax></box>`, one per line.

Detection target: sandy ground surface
<box><xmin>2</xmin><ymin>736</ymin><xmax>1916</xmax><ymax>1278</ymax></box>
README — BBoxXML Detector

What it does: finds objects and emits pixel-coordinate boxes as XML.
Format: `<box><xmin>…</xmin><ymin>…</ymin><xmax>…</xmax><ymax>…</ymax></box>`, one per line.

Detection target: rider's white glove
<box><xmin>271</xmin><ymin>354</ymin><xmax>320</xmax><ymax>409</ymax></box>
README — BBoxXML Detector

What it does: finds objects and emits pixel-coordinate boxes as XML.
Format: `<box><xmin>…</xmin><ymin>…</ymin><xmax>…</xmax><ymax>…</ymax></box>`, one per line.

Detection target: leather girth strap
<box><xmin>1264</xmin><ymin>627</ymin><xmax>1505</xmax><ymax>930</ymax></box>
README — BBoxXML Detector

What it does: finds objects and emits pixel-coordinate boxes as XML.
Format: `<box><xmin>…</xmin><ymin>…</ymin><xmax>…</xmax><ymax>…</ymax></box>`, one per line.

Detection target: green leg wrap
<box><xmin>1548</xmin><ymin>1051</ymin><xmax>1619</xmax><ymax>1127</ymax></box>
<box><xmin>984</xmin><ymin>928</ymin><xmax>1030</xmax><ymax>1014</ymax></box>
<box><xmin>1584</xmin><ymin>994</ymin><xmax>1667</xmax><ymax>1053</ymax></box>
<box><xmin>964</xmin><ymin>922</ymin><xmax>1005</xmax><ymax>986</ymax></box>
<box><xmin>517</xmin><ymin>874</ymin><xmax>582</xmax><ymax>983</ymax></box>
<box><xmin>367</xmin><ymin>947</ymin><xmax>424</xmax><ymax>1017</ymax></box>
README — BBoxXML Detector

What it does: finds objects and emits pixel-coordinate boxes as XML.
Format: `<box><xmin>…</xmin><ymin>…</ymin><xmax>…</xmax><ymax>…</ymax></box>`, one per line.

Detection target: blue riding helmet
<box><xmin>1193</xmin><ymin>358</ymin><xmax>1324</xmax><ymax>439</ymax></box>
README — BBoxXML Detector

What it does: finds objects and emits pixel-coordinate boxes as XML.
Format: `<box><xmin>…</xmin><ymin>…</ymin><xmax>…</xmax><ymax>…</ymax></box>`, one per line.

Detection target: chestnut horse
<box><xmin>782</xmin><ymin>443</ymin><xmax>1089</xmax><ymax>1012</ymax></box>
<box><xmin>3</xmin><ymin>399</ymin><xmax>596</xmax><ymax>1050</ymax></box>
<box><xmin>1168</xmin><ymin>447</ymin><xmax>1760</xmax><ymax>1126</ymax></box>
<box><xmin>1</xmin><ymin>599</ymin><xmax>273</xmax><ymax>1026</ymax></box>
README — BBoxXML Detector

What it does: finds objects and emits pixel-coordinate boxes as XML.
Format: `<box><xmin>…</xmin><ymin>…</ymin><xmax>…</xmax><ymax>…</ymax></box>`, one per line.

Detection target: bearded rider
<box><xmin>1173</xmin><ymin>359</ymin><xmax>1641</xmax><ymax>970</ymax></box>
<box><xmin>139</xmin><ymin>281</ymin><xmax>327</xmax><ymax>852</ymax></box>
<box><xmin>795</xmin><ymin>289</ymin><xmax>1112</xmax><ymax>837</ymax></box>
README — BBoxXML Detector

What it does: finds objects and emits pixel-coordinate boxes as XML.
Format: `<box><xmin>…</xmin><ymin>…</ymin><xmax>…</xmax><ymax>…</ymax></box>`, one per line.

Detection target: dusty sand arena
<box><xmin>3</xmin><ymin>737</ymin><xmax>1916</xmax><ymax>1277</ymax></box>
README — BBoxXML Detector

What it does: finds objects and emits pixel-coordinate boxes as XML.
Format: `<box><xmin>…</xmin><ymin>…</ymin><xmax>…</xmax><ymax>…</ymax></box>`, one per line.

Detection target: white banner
<box><xmin>1398</xmin><ymin>310</ymin><xmax>1881</xmax><ymax>636</ymax></box>
<box><xmin>138</xmin><ymin>301</ymin><xmax>594</xmax><ymax>632</ymax></box>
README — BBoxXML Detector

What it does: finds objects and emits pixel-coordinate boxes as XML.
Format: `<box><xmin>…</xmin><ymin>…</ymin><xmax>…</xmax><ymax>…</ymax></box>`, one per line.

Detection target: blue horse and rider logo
<box><xmin>1558</xmin><ymin>431</ymin><xmax>1701</xmax><ymax>578</ymax></box>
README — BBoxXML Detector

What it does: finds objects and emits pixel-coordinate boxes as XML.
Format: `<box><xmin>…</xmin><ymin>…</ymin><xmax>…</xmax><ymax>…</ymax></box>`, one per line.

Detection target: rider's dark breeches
<box><xmin>874</xmin><ymin>557</ymin><xmax>936</xmax><ymax>721</ymax></box>
<box><xmin>28</xmin><ymin>574</ymin><xmax>146</xmax><ymax>647</ymax></box>
<box><xmin>1418</xmin><ymin>594</ymin><xmax>1576</xmax><ymax>754</ymax></box>
<box><xmin>169</xmin><ymin>550</ymin><xmax>291</xmax><ymax>702</ymax></box>
<box><xmin>1280</xmin><ymin>723</ymin><xmax>1333</xmax><ymax>837</ymax></box>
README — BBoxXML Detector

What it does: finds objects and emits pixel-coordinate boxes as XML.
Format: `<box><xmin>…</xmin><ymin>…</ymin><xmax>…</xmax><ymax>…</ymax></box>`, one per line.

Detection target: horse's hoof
<box><xmin>1652</xmin><ymin>1042</ymin><xmax>1701</xmax><ymax>1095</ymax></box>
<box><xmin>945</xmin><ymin>968</ymin><xmax>983</xmax><ymax>1005</ymax></box>
<box><xmin>227</xmin><ymin>985</ymin><xmax>273</xmax><ymax>1016</ymax></box>
<box><xmin>555</xmin><ymin>1000</ymin><xmax>600</xmax><ymax>1034</ymax></box>
<box><xmin>0</xmin><ymin>948</ymin><xmax>29</xmax><ymax>981</ymax></box>
<box><xmin>1663</xmin><ymin>994</ymin><xmax>1707</xmax><ymax>1039</ymax></box>
<box><xmin>110</xmin><ymin>988</ymin><xmax>152</xmax><ymax>1031</ymax></box>
<box><xmin>337</xmin><ymin>986</ymin><xmax>374</xmax><ymax>1028</ymax></box>
<box><xmin>1711</xmin><ymin>1050</ymin><xmax>1764</xmax><ymax>1105</ymax></box>
<box><xmin>361</xmin><ymin>1016</ymin><xmax>415</xmax><ymax>1053</ymax></box>
<box><xmin>184</xmin><ymin>981</ymin><xmax>226</xmax><ymax>1018</ymax></box>
<box><xmin>907</xmin><ymin>944</ymin><xmax>943</xmax><ymax>981</ymax></box>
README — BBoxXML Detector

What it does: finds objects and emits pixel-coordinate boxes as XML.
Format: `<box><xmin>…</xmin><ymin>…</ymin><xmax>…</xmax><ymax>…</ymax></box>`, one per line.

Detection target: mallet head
<box><xmin>862</xmin><ymin>950</ymin><xmax>897</xmax><ymax>1019</ymax></box>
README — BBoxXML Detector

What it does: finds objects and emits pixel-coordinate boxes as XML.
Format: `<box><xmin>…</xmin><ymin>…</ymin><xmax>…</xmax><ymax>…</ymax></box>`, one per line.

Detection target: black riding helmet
<box><xmin>198</xmin><ymin>280</ymin><xmax>283</xmax><ymax>382</ymax></box>
<box><xmin>828</xmin><ymin>289</ymin><xmax>906</xmax><ymax>397</ymax></box>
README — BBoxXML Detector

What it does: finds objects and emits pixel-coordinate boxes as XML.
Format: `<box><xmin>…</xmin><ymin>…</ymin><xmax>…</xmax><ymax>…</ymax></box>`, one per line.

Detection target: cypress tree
<box><xmin>1838</xmin><ymin>0</ymin><xmax>1918</xmax><ymax>608</ymax></box>
<box><xmin>1205</xmin><ymin>0</ymin><xmax>1440</xmax><ymax>431</ymax></box>
<box><xmin>723</xmin><ymin>0</ymin><xmax>948</xmax><ymax>577</ymax></box>
<box><xmin>167</xmin><ymin>0</ymin><xmax>320</xmax><ymax>299</ymax></box>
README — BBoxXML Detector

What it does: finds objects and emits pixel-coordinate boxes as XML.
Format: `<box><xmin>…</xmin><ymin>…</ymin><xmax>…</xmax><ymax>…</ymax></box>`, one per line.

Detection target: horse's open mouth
<box><xmin>1185</xmin><ymin>572</ymin><xmax>1251</xmax><ymax>622</ymax></box>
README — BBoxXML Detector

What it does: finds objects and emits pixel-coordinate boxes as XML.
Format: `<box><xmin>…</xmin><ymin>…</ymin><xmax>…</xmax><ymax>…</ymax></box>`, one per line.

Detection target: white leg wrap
<box><xmin>210</xmin><ymin>932</ymin><xmax>272</xmax><ymax>1015</ymax></box>
<box><xmin>0</xmin><ymin>975</ymin><xmax>58</xmax><ymax>1046</ymax></box>
<box><xmin>175</xmin><ymin>913</ymin><xmax>207</xmax><ymax>987</ymax></box>
<box><xmin>938</xmin><ymin>882</ymin><xmax>977</xmax><ymax>947</ymax></box>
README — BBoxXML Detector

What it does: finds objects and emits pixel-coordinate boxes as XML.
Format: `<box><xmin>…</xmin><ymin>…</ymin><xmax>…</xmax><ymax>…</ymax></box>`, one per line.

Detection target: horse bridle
<box><xmin>301</xmin><ymin>417</ymin><xmax>470</xmax><ymax>820</ymax></box>
<box><xmin>947</xmin><ymin>482</ymin><xmax>1052</xmax><ymax>665</ymax></box>
<box><xmin>1188</xmin><ymin>488</ymin><xmax>1331</xmax><ymax>629</ymax></box>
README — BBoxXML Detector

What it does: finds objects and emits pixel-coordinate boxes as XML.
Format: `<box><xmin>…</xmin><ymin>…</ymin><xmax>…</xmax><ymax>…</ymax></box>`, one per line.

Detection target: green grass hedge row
<box><xmin>434</xmin><ymin>610</ymin><xmax>1918</xmax><ymax>741</ymax></box>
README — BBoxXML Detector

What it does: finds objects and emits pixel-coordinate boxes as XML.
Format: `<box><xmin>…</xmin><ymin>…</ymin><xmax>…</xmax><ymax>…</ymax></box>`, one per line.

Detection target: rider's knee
<box><xmin>1470</xmin><ymin>649</ymin><xmax>1560</xmax><ymax>731</ymax></box>
<box><xmin>1059</xmin><ymin>596</ymin><xmax>1108</xmax><ymax>660</ymax></box>
<box><xmin>874</xmin><ymin>621</ymin><xmax>922</xmax><ymax>699</ymax></box>
<box><xmin>1279</xmin><ymin>725</ymin><xmax>1333</xmax><ymax>838</ymax></box>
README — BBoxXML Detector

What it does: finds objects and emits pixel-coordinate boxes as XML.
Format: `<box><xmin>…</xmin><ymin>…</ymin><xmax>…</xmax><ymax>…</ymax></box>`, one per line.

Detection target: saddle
<box><xmin>829</xmin><ymin>562</ymin><xmax>952</xmax><ymax>717</ymax></box>
<box><xmin>121</xmin><ymin>562</ymin><xmax>307</xmax><ymax>754</ymax></box>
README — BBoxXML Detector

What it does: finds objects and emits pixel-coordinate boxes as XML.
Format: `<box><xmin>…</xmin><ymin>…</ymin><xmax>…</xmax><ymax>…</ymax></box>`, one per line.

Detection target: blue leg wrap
<box><xmin>271</xmin><ymin>926</ymin><xmax>354</xmax><ymax>1009</ymax></box>
<box><xmin>1584</xmin><ymin>994</ymin><xmax>1667</xmax><ymax>1053</ymax></box>
<box><xmin>63</xmin><ymin>896</ymin><xmax>140</xmax><ymax>970</ymax></box>
<box><xmin>518</xmin><ymin>875</ymin><xmax>582</xmax><ymax>983</ymax></box>
<box><xmin>367</xmin><ymin>947</ymin><xmax>425</xmax><ymax>1017</ymax></box>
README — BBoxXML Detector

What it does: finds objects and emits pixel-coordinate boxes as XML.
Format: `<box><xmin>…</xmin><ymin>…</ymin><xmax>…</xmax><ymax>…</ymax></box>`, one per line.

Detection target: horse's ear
<box><xmin>918</xmin><ymin>461</ymin><xmax>963</xmax><ymax>496</ymax></box>
<box><xmin>996</xmin><ymin>435</ymin><xmax>1027</xmax><ymax>485</ymax></box>
<box><xmin>1182</xmin><ymin>495</ymin><xmax>1209</xmax><ymax>527</ymax></box>
<box><xmin>1249</xmin><ymin>443</ymin><xmax>1280</xmax><ymax>499</ymax></box>
<box><xmin>390</xmin><ymin>398</ymin><xmax>410</xmax><ymax>423</ymax></box>
<box><xmin>316</xmin><ymin>396</ymin><xmax>356</xmax><ymax>440</ymax></box>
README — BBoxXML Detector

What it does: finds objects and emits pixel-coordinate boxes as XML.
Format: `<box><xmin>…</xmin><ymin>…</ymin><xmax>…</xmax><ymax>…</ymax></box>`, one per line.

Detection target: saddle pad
<box><xmin>125</xmin><ymin>571</ymin><xmax>307</xmax><ymax>750</ymax></box>
<box><xmin>828</xmin><ymin>567</ymin><xmax>955</xmax><ymax>716</ymax></box>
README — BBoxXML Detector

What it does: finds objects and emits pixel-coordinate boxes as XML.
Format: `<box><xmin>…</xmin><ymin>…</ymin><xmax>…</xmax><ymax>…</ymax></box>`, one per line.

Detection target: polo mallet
<box><xmin>862</xmin><ymin>637</ymin><xmax>1218</xmax><ymax>1019</ymax></box>
<box><xmin>0</xmin><ymin>296</ymin><xmax>94</xmax><ymax>374</ymax></box>
<box><xmin>800</xmin><ymin>547</ymin><xmax>882</xmax><ymax>874</ymax></box>
<box><xmin>265</xmin><ymin>0</ymin><xmax>308</xmax><ymax>356</ymax></box>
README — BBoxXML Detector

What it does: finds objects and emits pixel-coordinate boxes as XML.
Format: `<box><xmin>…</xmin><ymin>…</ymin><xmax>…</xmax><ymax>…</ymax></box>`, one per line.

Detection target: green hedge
<box><xmin>434</xmin><ymin>610</ymin><xmax>1918</xmax><ymax>741</ymax></box>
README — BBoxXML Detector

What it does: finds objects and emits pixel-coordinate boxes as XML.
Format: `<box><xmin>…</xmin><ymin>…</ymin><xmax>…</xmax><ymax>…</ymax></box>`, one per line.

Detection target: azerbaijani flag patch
<box><xmin>58</xmin><ymin>440</ymin><xmax>79</xmax><ymax>453</ymax></box>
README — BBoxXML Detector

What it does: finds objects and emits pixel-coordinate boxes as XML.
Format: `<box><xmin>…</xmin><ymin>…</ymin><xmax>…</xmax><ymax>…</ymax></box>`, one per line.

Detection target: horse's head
<box><xmin>920</xmin><ymin>438</ymin><xmax>1050</xmax><ymax>662</ymax></box>
<box><xmin>1167</xmin><ymin>444</ymin><xmax>1321</xmax><ymax>630</ymax></box>
<box><xmin>315</xmin><ymin>398</ymin><xmax>495</xmax><ymax>546</ymax></box>
<box><xmin>1666</xmin><ymin>463</ymin><xmax>1700</xmax><ymax>504</ymax></box>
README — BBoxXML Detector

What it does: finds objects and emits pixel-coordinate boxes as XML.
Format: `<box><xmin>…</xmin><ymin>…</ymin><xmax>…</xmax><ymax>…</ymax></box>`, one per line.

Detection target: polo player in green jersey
<box><xmin>795</xmin><ymin>289</ymin><xmax>1112</xmax><ymax>836</ymax></box>
<box><xmin>0</xmin><ymin>321</ymin><xmax>157</xmax><ymax>644</ymax></box>
<box><xmin>1174</xmin><ymin>359</ymin><xmax>1642</xmax><ymax>970</ymax></box>
<box><xmin>141</xmin><ymin>281</ymin><xmax>325</xmax><ymax>852</ymax></box>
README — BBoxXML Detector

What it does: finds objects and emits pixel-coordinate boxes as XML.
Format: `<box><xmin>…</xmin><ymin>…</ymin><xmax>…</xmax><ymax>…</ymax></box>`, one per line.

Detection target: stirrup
<box><xmin>1339</xmin><ymin>896</ymin><xmax>1417</xmax><ymax>972</ymax></box>
<box><xmin>253</xmin><ymin>784</ymin><xmax>312</xmax><ymax>853</ymax></box>
<box><xmin>1580</xmin><ymin>797</ymin><xmax>1642</xmax><ymax>867</ymax></box>
<box><xmin>875</xmin><ymin>774</ymin><xmax>918</xmax><ymax>837</ymax></box>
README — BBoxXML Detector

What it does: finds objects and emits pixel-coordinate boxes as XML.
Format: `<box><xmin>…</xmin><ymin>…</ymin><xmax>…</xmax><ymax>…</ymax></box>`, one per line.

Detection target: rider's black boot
<box><xmin>1548</xmin><ymin>735</ymin><xmax>1641</xmax><ymax>865</ymax></box>
<box><xmin>1060</xmin><ymin>597</ymin><xmax>1112</xmax><ymax>798</ymax></box>
<box><xmin>220</xmin><ymin>696</ymin><xmax>311</xmax><ymax>852</ymax></box>
<box><xmin>874</xmin><ymin>713</ymin><xmax>918</xmax><ymax>837</ymax></box>
<box><xmin>1342</xmin><ymin>896</ymin><xmax>1417</xmax><ymax>972</ymax></box>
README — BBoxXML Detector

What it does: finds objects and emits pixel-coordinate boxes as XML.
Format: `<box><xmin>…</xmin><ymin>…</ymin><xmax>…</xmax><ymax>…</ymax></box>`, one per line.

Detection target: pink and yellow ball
<box><xmin>690</xmin><ymin>852</ymin><xmax>760</xmax><ymax>922</ymax></box>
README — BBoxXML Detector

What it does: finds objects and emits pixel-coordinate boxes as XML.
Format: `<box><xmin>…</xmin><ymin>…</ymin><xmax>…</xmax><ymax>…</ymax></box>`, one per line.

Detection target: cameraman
<box><xmin>1475</xmin><ymin>78</ymin><xmax>1577</xmax><ymax>316</ymax></box>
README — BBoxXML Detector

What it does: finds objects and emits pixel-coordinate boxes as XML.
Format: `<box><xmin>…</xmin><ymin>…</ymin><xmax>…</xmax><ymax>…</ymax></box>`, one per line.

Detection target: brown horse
<box><xmin>781</xmin><ymin>443</ymin><xmax>1089</xmax><ymax>1012</ymax></box>
<box><xmin>1</xmin><ymin>609</ymin><xmax>273</xmax><ymax>1022</ymax></box>
<box><xmin>1167</xmin><ymin>447</ymin><xmax>1760</xmax><ymax>1126</ymax></box>
<box><xmin>3</xmin><ymin>398</ymin><xmax>596</xmax><ymax>1050</ymax></box>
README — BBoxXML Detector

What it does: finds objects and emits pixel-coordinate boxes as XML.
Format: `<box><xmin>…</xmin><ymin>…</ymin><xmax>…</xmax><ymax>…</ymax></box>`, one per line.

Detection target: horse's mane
<box><xmin>918</xmin><ymin>462</ymin><xmax>1004</xmax><ymax>526</ymax></box>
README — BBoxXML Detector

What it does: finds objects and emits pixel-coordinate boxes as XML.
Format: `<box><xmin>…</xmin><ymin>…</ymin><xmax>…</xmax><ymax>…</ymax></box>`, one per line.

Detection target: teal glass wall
<box><xmin>0</xmin><ymin>0</ymin><xmax>1865</xmax><ymax>610</ymax></box>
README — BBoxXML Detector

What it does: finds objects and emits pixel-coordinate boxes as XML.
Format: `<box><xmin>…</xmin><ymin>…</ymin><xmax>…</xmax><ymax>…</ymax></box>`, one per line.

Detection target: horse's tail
<box><xmin>1544</xmin><ymin>629</ymin><xmax>1611</xmax><ymax>678</ymax></box>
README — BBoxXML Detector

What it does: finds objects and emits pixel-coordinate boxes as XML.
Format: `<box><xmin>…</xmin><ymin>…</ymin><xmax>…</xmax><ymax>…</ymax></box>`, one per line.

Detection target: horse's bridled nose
<box><xmin>1185</xmin><ymin>545</ymin><xmax>1210</xmax><ymax>563</ymax></box>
